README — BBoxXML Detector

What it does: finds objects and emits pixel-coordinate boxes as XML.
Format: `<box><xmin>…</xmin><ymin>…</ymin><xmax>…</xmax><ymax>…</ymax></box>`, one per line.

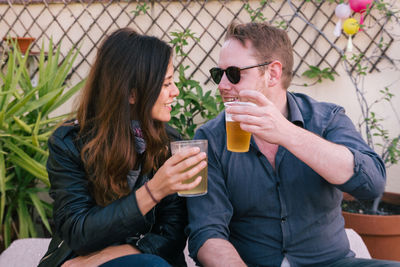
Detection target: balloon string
<box><xmin>359</xmin><ymin>13</ymin><xmax>364</xmax><ymax>31</ymax></box>
<box><xmin>347</xmin><ymin>35</ymin><xmax>353</xmax><ymax>52</ymax></box>
<box><xmin>333</xmin><ymin>20</ymin><xmax>342</xmax><ymax>37</ymax></box>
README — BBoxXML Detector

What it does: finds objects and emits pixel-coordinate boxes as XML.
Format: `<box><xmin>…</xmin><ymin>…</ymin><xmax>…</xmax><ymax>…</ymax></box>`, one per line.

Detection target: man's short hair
<box><xmin>225</xmin><ymin>22</ymin><xmax>294</xmax><ymax>89</ymax></box>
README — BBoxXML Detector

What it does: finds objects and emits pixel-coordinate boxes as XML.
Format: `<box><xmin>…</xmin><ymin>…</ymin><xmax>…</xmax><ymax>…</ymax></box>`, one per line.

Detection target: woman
<box><xmin>38</xmin><ymin>28</ymin><xmax>206</xmax><ymax>267</ymax></box>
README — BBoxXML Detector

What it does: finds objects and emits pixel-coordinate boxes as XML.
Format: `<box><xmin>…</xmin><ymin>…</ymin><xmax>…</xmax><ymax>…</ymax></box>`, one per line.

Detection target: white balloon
<box><xmin>334</xmin><ymin>4</ymin><xmax>351</xmax><ymax>37</ymax></box>
<box><xmin>335</xmin><ymin>3</ymin><xmax>351</xmax><ymax>19</ymax></box>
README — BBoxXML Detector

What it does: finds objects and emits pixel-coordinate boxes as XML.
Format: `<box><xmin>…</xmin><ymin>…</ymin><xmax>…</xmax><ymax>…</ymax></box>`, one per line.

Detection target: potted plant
<box><xmin>342</xmin><ymin>193</ymin><xmax>400</xmax><ymax>261</ymax></box>
<box><xmin>298</xmin><ymin>1</ymin><xmax>400</xmax><ymax>260</ymax></box>
<box><xmin>337</xmin><ymin>2</ymin><xmax>400</xmax><ymax>260</ymax></box>
<box><xmin>0</xmin><ymin>39</ymin><xmax>84</xmax><ymax>251</ymax></box>
<box><xmin>3</xmin><ymin>36</ymin><xmax>36</xmax><ymax>54</ymax></box>
<box><xmin>298</xmin><ymin>3</ymin><xmax>400</xmax><ymax>261</ymax></box>
<box><xmin>303</xmin><ymin>50</ymin><xmax>400</xmax><ymax>261</ymax></box>
<box><xmin>340</xmin><ymin>76</ymin><xmax>400</xmax><ymax>260</ymax></box>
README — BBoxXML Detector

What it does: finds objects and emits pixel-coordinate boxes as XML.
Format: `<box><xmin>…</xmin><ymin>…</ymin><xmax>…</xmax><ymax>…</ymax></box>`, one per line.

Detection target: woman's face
<box><xmin>151</xmin><ymin>61</ymin><xmax>179</xmax><ymax>122</ymax></box>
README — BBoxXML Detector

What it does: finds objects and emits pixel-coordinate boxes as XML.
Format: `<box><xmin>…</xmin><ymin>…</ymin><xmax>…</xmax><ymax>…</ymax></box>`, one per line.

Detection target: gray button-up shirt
<box><xmin>186</xmin><ymin>92</ymin><xmax>386</xmax><ymax>267</ymax></box>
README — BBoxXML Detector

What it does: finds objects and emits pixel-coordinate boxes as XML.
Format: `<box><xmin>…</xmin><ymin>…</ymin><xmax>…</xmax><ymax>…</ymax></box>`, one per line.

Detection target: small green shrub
<box><xmin>0</xmin><ymin>39</ymin><xmax>84</xmax><ymax>250</ymax></box>
<box><xmin>169</xmin><ymin>30</ymin><xmax>224</xmax><ymax>139</ymax></box>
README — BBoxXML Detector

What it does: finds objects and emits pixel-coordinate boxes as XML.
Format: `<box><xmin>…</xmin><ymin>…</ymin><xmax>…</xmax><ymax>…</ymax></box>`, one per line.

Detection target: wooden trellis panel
<box><xmin>0</xmin><ymin>0</ymin><xmax>396</xmax><ymax>92</ymax></box>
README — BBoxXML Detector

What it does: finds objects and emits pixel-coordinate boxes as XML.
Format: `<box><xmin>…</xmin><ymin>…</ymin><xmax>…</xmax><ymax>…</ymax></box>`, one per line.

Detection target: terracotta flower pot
<box><xmin>342</xmin><ymin>192</ymin><xmax>400</xmax><ymax>261</ymax></box>
<box><xmin>3</xmin><ymin>37</ymin><xmax>36</xmax><ymax>53</ymax></box>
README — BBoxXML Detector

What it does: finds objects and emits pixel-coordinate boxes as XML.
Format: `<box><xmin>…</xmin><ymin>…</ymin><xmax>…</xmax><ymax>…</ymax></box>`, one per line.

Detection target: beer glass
<box><xmin>170</xmin><ymin>140</ymin><xmax>208</xmax><ymax>197</ymax></box>
<box><xmin>224</xmin><ymin>101</ymin><xmax>255</xmax><ymax>152</ymax></box>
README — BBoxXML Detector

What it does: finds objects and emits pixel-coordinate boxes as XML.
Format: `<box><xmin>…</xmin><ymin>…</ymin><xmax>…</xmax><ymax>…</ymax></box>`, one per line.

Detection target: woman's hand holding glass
<box><xmin>136</xmin><ymin>147</ymin><xmax>207</xmax><ymax>214</ymax></box>
<box><xmin>153</xmin><ymin>147</ymin><xmax>207</xmax><ymax>196</ymax></box>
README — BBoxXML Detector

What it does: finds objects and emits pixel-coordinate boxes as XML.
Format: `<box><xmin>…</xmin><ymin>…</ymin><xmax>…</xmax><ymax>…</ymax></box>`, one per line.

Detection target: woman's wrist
<box><xmin>135</xmin><ymin>180</ymin><xmax>165</xmax><ymax>215</ymax></box>
<box><xmin>146</xmin><ymin>179</ymin><xmax>165</xmax><ymax>203</ymax></box>
<box><xmin>144</xmin><ymin>181</ymin><xmax>160</xmax><ymax>204</ymax></box>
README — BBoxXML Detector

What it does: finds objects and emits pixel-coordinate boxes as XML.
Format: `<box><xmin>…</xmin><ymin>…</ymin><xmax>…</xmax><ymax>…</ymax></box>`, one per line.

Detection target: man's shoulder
<box><xmin>290</xmin><ymin>92</ymin><xmax>340</xmax><ymax>108</ymax></box>
<box><xmin>196</xmin><ymin>112</ymin><xmax>225</xmax><ymax>137</ymax></box>
<box><xmin>289</xmin><ymin>92</ymin><xmax>344</xmax><ymax>118</ymax></box>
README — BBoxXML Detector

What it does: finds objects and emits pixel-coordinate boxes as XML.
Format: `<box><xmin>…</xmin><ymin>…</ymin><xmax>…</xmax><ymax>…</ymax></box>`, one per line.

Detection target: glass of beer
<box><xmin>170</xmin><ymin>140</ymin><xmax>208</xmax><ymax>197</ymax></box>
<box><xmin>224</xmin><ymin>101</ymin><xmax>255</xmax><ymax>152</ymax></box>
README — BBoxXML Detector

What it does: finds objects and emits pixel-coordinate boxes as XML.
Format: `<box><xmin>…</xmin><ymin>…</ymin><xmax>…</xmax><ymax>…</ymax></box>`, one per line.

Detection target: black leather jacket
<box><xmin>46</xmin><ymin>121</ymin><xmax>187</xmax><ymax>266</ymax></box>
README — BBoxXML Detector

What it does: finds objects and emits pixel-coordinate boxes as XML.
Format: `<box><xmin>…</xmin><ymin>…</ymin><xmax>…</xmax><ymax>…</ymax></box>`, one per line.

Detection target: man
<box><xmin>186</xmin><ymin>22</ymin><xmax>399</xmax><ymax>267</ymax></box>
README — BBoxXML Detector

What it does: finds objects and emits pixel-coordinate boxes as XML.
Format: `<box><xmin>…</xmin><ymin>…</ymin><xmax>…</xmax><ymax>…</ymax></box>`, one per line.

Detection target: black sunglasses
<box><xmin>209</xmin><ymin>62</ymin><xmax>272</xmax><ymax>84</ymax></box>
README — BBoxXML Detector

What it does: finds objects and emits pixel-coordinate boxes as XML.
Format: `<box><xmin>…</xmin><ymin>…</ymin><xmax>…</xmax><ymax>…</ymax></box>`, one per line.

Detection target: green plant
<box><xmin>342</xmin><ymin>51</ymin><xmax>400</xmax><ymax>214</ymax></box>
<box><xmin>0</xmin><ymin>39</ymin><xmax>84</xmax><ymax>250</ymax></box>
<box><xmin>131</xmin><ymin>2</ymin><xmax>149</xmax><ymax>16</ymax></box>
<box><xmin>302</xmin><ymin>65</ymin><xmax>338</xmax><ymax>85</ymax></box>
<box><xmin>245</xmin><ymin>0</ymin><xmax>287</xmax><ymax>29</ymax></box>
<box><xmin>169</xmin><ymin>30</ymin><xmax>224</xmax><ymax>139</ymax></box>
<box><xmin>244</xmin><ymin>0</ymin><xmax>268</xmax><ymax>22</ymax></box>
<box><xmin>361</xmin><ymin>87</ymin><xmax>400</xmax><ymax>167</ymax></box>
<box><xmin>341</xmin><ymin>52</ymin><xmax>400</xmax><ymax>166</ymax></box>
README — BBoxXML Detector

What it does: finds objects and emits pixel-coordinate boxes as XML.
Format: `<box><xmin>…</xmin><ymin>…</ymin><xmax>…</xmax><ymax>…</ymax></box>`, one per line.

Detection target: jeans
<box><xmin>99</xmin><ymin>254</ymin><xmax>172</xmax><ymax>267</ymax></box>
<box><xmin>325</xmin><ymin>257</ymin><xmax>400</xmax><ymax>267</ymax></box>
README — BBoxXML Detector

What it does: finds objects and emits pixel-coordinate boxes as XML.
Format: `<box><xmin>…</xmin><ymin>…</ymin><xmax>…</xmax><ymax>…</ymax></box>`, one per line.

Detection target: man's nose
<box><xmin>218</xmin><ymin>73</ymin><xmax>233</xmax><ymax>93</ymax></box>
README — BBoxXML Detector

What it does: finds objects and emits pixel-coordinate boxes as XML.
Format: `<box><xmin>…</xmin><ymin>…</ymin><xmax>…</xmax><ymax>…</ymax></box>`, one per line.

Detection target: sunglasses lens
<box><xmin>226</xmin><ymin>67</ymin><xmax>241</xmax><ymax>84</ymax></box>
<box><xmin>210</xmin><ymin>66</ymin><xmax>241</xmax><ymax>84</ymax></box>
<box><xmin>210</xmin><ymin>68</ymin><xmax>223</xmax><ymax>84</ymax></box>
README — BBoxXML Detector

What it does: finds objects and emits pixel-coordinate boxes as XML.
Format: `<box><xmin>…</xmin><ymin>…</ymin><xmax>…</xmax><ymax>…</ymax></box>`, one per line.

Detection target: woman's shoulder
<box><xmin>48</xmin><ymin>119</ymin><xmax>82</xmax><ymax>156</ymax></box>
<box><xmin>165</xmin><ymin>123</ymin><xmax>182</xmax><ymax>141</ymax></box>
<box><xmin>51</xmin><ymin>119</ymin><xmax>80</xmax><ymax>141</ymax></box>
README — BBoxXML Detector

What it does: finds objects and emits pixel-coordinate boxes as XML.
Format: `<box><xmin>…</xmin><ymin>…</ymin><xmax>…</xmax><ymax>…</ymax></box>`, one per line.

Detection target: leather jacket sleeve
<box><xmin>135</xmin><ymin>192</ymin><xmax>187</xmax><ymax>266</ymax></box>
<box><xmin>47</xmin><ymin>125</ymin><xmax>187</xmax><ymax>266</ymax></box>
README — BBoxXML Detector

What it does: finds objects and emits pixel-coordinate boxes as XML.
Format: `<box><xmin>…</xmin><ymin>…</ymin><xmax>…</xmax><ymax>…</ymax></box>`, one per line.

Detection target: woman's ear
<box><xmin>266</xmin><ymin>60</ymin><xmax>283</xmax><ymax>87</ymax></box>
<box><xmin>129</xmin><ymin>94</ymin><xmax>135</xmax><ymax>104</ymax></box>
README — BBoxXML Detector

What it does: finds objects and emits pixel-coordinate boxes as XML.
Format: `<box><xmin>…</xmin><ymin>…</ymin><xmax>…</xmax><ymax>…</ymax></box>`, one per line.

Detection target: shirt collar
<box><xmin>287</xmin><ymin>92</ymin><xmax>304</xmax><ymax>128</ymax></box>
<box><xmin>249</xmin><ymin>92</ymin><xmax>304</xmax><ymax>152</ymax></box>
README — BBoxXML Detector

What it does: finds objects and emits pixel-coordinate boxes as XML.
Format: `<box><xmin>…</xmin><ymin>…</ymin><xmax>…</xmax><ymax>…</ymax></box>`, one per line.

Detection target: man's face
<box><xmin>217</xmin><ymin>39</ymin><xmax>268</xmax><ymax>102</ymax></box>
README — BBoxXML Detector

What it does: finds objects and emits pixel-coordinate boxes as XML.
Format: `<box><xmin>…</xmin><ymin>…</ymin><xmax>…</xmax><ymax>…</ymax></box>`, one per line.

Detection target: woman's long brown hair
<box><xmin>76</xmin><ymin>28</ymin><xmax>171</xmax><ymax>206</ymax></box>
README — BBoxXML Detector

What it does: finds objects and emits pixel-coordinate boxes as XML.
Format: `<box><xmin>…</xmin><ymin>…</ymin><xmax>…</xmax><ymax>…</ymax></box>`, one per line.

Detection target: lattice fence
<box><xmin>0</xmin><ymin>0</ymin><xmax>397</xmax><ymax>92</ymax></box>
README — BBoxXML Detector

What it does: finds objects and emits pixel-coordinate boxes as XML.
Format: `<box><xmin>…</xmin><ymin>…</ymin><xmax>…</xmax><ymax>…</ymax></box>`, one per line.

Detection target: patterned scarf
<box><xmin>127</xmin><ymin>120</ymin><xmax>146</xmax><ymax>189</ymax></box>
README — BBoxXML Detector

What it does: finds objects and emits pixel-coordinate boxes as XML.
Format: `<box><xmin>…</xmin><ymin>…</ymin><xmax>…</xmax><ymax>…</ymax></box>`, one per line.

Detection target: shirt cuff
<box><xmin>336</xmin><ymin>147</ymin><xmax>385</xmax><ymax>199</ymax></box>
<box><xmin>188</xmin><ymin>230</ymin><xmax>228</xmax><ymax>264</ymax></box>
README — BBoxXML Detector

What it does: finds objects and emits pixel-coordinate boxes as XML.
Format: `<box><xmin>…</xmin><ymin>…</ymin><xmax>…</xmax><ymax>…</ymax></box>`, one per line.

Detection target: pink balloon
<box><xmin>349</xmin><ymin>0</ymin><xmax>373</xmax><ymax>13</ymax></box>
<box><xmin>349</xmin><ymin>0</ymin><xmax>373</xmax><ymax>29</ymax></box>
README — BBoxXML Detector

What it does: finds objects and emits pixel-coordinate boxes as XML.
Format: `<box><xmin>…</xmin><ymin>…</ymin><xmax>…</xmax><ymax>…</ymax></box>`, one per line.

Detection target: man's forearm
<box><xmin>197</xmin><ymin>238</ymin><xmax>246</xmax><ymax>267</ymax></box>
<box><xmin>282</xmin><ymin>125</ymin><xmax>354</xmax><ymax>185</ymax></box>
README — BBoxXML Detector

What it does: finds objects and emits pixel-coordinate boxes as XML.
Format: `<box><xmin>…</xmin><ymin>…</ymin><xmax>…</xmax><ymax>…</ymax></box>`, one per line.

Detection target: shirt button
<box><xmin>281</xmin><ymin>217</ymin><xmax>287</xmax><ymax>222</ymax></box>
<box><xmin>277</xmin><ymin>181</ymin><xmax>280</xmax><ymax>187</ymax></box>
<box><xmin>282</xmin><ymin>249</ymin><xmax>287</xmax><ymax>254</ymax></box>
